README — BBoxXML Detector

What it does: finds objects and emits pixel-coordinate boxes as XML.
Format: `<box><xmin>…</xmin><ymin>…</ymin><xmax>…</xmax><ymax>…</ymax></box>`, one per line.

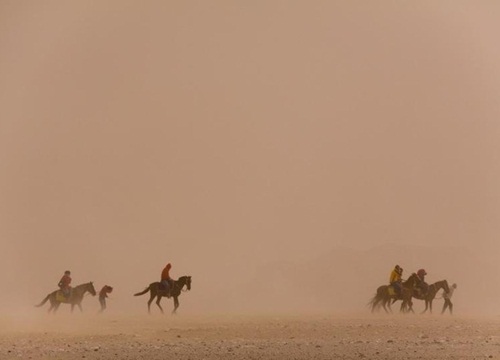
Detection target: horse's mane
<box><xmin>434</xmin><ymin>279</ymin><xmax>449</xmax><ymax>291</ymax></box>
<box><xmin>74</xmin><ymin>282</ymin><xmax>93</xmax><ymax>288</ymax></box>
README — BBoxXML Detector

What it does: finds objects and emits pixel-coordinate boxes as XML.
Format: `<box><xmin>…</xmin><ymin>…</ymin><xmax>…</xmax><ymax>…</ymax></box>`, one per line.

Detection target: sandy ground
<box><xmin>1</xmin><ymin>313</ymin><xmax>500</xmax><ymax>359</ymax></box>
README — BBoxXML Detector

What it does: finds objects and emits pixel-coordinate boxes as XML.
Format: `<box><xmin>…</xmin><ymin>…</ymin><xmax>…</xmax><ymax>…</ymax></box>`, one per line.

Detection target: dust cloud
<box><xmin>1</xmin><ymin>1</ymin><xmax>500</xmax><ymax>324</ymax></box>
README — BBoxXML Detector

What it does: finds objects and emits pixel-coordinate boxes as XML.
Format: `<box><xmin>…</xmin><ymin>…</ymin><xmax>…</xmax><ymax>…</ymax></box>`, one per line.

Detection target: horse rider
<box><xmin>161</xmin><ymin>263</ymin><xmax>173</xmax><ymax>298</ymax></box>
<box><xmin>389</xmin><ymin>265</ymin><xmax>403</xmax><ymax>295</ymax></box>
<box><xmin>58</xmin><ymin>270</ymin><xmax>72</xmax><ymax>298</ymax></box>
<box><xmin>416</xmin><ymin>268</ymin><xmax>429</xmax><ymax>296</ymax></box>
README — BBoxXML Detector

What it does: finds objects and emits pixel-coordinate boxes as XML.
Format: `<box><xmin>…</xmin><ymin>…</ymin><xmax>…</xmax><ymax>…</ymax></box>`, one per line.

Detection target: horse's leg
<box><xmin>172</xmin><ymin>296</ymin><xmax>179</xmax><ymax>314</ymax></box>
<box><xmin>387</xmin><ymin>298</ymin><xmax>394</xmax><ymax>313</ymax></box>
<box><xmin>381</xmin><ymin>298</ymin><xmax>389</xmax><ymax>313</ymax></box>
<box><xmin>147</xmin><ymin>292</ymin><xmax>156</xmax><ymax>314</ymax></box>
<box><xmin>156</xmin><ymin>296</ymin><xmax>164</xmax><ymax>314</ymax></box>
<box><xmin>429</xmin><ymin>300</ymin><xmax>433</xmax><ymax>314</ymax></box>
<box><xmin>408</xmin><ymin>300</ymin><xmax>414</xmax><ymax>313</ymax></box>
<box><xmin>78</xmin><ymin>303</ymin><xmax>83</xmax><ymax>313</ymax></box>
<box><xmin>399</xmin><ymin>297</ymin><xmax>404</xmax><ymax>313</ymax></box>
<box><xmin>51</xmin><ymin>297</ymin><xmax>60</xmax><ymax>313</ymax></box>
<box><xmin>421</xmin><ymin>300</ymin><xmax>428</xmax><ymax>314</ymax></box>
<box><xmin>401</xmin><ymin>298</ymin><xmax>409</xmax><ymax>313</ymax></box>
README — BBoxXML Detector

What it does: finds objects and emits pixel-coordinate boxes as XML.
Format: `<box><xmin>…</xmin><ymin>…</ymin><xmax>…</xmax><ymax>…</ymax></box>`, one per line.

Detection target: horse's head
<box><xmin>178</xmin><ymin>276</ymin><xmax>191</xmax><ymax>291</ymax></box>
<box><xmin>88</xmin><ymin>282</ymin><xmax>97</xmax><ymax>296</ymax></box>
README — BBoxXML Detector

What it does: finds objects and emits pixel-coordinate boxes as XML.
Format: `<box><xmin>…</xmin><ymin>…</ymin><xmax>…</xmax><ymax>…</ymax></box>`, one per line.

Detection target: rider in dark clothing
<box><xmin>98</xmin><ymin>285</ymin><xmax>113</xmax><ymax>313</ymax></box>
<box><xmin>58</xmin><ymin>270</ymin><xmax>72</xmax><ymax>298</ymax></box>
<box><xmin>416</xmin><ymin>268</ymin><xmax>429</xmax><ymax>295</ymax></box>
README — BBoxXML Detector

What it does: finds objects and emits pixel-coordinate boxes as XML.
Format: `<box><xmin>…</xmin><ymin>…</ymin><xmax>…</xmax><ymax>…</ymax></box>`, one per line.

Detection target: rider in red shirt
<box><xmin>58</xmin><ymin>270</ymin><xmax>72</xmax><ymax>298</ymax></box>
<box><xmin>416</xmin><ymin>268</ymin><xmax>429</xmax><ymax>295</ymax></box>
<box><xmin>161</xmin><ymin>263</ymin><xmax>173</xmax><ymax>297</ymax></box>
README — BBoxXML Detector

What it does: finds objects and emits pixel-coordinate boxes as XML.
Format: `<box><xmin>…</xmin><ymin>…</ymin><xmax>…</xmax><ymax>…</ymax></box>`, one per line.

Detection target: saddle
<box><xmin>158</xmin><ymin>281</ymin><xmax>174</xmax><ymax>297</ymax></box>
<box><xmin>414</xmin><ymin>286</ymin><xmax>427</xmax><ymax>298</ymax></box>
<box><xmin>388</xmin><ymin>286</ymin><xmax>397</xmax><ymax>296</ymax></box>
<box><xmin>55</xmin><ymin>290</ymin><xmax>71</xmax><ymax>303</ymax></box>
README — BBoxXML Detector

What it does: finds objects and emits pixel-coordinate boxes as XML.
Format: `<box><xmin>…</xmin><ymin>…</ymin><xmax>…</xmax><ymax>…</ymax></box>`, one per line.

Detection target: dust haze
<box><xmin>1</xmin><ymin>1</ymin><xmax>500</xmax><ymax>323</ymax></box>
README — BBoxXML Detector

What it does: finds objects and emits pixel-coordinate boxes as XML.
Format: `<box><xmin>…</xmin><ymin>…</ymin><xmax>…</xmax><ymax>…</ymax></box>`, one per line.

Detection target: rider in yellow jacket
<box><xmin>389</xmin><ymin>265</ymin><xmax>403</xmax><ymax>295</ymax></box>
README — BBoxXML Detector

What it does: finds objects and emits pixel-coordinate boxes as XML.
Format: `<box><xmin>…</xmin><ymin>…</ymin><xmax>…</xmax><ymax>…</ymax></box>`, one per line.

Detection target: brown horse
<box><xmin>35</xmin><ymin>282</ymin><xmax>97</xmax><ymax>313</ymax></box>
<box><xmin>397</xmin><ymin>280</ymin><xmax>450</xmax><ymax>314</ymax></box>
<box><xmin>369</xmin><ymin>273</ymin><xmax>421</xmax><ymax>313</ymax></box>
<box><xmin>134</xmin><ymin>276</ymin><xmax>191</xmax><ymax>314</ymax></box>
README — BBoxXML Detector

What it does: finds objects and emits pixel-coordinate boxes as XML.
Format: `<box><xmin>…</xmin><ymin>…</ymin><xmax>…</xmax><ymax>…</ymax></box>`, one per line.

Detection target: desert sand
<box><xmin>1</xmin><ymin>312</ymin><xmax>499</xmax><ymax>360</ymax></box>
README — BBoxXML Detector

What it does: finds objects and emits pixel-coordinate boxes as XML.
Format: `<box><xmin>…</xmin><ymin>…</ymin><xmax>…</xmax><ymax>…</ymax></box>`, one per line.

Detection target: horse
<box><xmin>396</xmin><ymin>280</ymin><xmax>450</xmax><ymax>314</ymax></box>
<box><xmin>134</xmin><ymin>276</ymin><xmax>191</xmax><ymax>314</ymax></box>
<box><xmin>368</xmin><ymin>273</ymin><xmax>421</xmax><ymax>313</ymax></box>
<box><xmin>35</xmin><ymin>282</ymin><xmax>97</xmax><ymax>313</ymax></box>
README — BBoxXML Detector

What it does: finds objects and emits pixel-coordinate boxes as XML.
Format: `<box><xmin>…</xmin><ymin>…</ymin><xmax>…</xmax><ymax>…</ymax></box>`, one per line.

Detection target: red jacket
<box><xmin>161</xmin><ymin>263</ymin><xmax>172</xmax><ymax>281</ymax></box>
<box><xmin>58</xmin><ymin>275</ymin><xmax>71</xmax><ymax>289</ymax></box>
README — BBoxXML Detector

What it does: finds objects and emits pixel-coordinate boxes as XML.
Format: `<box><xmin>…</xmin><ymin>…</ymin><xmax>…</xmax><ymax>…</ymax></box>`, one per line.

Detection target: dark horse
<box><xmin>35</xmin><ymin>282</ymin><xmax>97</xmax><ymax>313</ymax></box>
<box><xmin>134</xmin><ymin>276</ymin><xmax>192</xmax><ymax>314</ymax></box>
<box><xmin>369</xmin><ymin>273</ymin><xmax>421</xmax><ymax>313</ymax></box>
<box><xmin>395</xmin><ymin>280</ymin><xmax>450</xmax><ymax>314</ymax></box>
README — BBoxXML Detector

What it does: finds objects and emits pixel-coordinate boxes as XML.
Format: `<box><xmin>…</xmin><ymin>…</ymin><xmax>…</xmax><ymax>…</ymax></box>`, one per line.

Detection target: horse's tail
<box><xmin>35</xmin><ymin>294</ymin><xmax>50</xmax><ymax>307</ymax></box>
<box><xmin>367</xmin><ymin>291</ymin><xmax>385</xmax><ymax>312</ymax></box>
<box><xmin>367</xmin><ymin>294</ymin><xmax>378</xmax><ymax>308</ymax></box>
<box><xmin>134</xmin><ymin>285</ymin><xmax>151</xmax><ymax>296</ymax></box>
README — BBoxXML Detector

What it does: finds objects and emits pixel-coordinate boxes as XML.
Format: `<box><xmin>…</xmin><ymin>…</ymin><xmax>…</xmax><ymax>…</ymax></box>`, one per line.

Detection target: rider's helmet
<box><xmin>395</xmin><ymin>265</ymin><xmax>402</xmax><ymax>274</ymax></box>
<box><xmin>64</xmin><ymin>270</ymin><xmax>71</xmax><ymax>275</ymax></box>
<box><xmin>417</xmin><ymin>269</ymin><xmax>427</xmax><ymax>277</ymax></box>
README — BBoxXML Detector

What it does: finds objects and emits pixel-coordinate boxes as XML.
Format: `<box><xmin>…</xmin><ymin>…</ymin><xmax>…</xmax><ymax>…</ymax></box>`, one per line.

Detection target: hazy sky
<box><xmin>1</xmin><ymin>1</ymin><xmax>499</xmax><ymax>314</ymax></box>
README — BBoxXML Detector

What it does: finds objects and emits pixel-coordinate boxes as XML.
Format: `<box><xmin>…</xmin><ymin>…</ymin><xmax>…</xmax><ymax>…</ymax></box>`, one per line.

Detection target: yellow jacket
<box><xmin>390</xmin><ymin>269</ymin><xmax>402</xmax><ymax>283</ymax></box>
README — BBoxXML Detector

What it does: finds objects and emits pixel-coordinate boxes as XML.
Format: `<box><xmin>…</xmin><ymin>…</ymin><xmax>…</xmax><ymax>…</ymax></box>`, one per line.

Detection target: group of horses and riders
<box><xmin>35</xmin><ymin>263</ymin><xmax>192</xmax><ymax>315</ymax></box>
<box><xmin>369</xmin><ymin>265</ymin><xmax>457</xmax><ymax>314</ymax></box>
<box><xmin>36</xmin><ymin>261</ymin><xmax>456</xmax><ymax>316</ymax></box>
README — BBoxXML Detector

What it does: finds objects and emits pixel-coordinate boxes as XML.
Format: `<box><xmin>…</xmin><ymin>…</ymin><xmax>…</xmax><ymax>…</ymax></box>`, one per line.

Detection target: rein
<box><xmin>180</xmin><ymin>279</ymin><xmax>190</xmax><ymax>292</ymax></box>
<box><xmin>169</xmin><ymin>279</ymin><xmax>189</xmax><ymax>293</ymax></box>
<box><xmin>176</xmin><ymin>277</ymin><xmax>190</xmax><ymax>292</ymax></box>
